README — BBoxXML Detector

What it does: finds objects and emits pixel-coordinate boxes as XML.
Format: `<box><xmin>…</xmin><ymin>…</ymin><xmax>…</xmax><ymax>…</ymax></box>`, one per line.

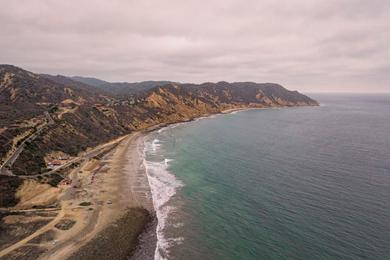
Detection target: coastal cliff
<box><xmin>0</xmin><ymin>64</ymin><xmax>318</xmax><ymax>206</ymax></box>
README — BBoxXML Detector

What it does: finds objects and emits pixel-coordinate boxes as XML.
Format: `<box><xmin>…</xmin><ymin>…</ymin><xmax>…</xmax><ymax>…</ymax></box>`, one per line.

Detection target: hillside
<box><xmin>70</xmin><ymin>76</ymin><xmax>174</xmax><ymax>97</ymax></box>
<box><xmin>0</xmin><ymin>64</ymin><xmax>318</xmax><ymax>207</ymax></box>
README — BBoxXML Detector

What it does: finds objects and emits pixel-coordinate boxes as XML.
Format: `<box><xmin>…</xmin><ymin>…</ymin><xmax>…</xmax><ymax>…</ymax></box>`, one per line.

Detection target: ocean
<box><xmin>143</xmin><ymin>94</ymin><xmax>390</xmax><ymax>260</ymax></box>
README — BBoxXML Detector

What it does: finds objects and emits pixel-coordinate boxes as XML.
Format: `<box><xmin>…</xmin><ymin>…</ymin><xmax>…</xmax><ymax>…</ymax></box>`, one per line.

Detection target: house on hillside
<box><xmin>47</xmin><ymin>160</ymin><xmax>61</xmax><ymax>169</ymax></box>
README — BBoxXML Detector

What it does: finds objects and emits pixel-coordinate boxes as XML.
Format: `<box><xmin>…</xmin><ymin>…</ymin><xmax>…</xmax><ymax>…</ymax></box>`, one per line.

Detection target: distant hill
<box><xmin>71</xmin><ymin>76</ymin><xmax>174</xmax><ymax>96</ymax></box>
<box><xmin>71</xmin><ymin>76</ymin><xmax>109</xmax><ymax>87</ymax></box>
<box><xmin>40</xmin><ymin>74</ymin><xmax>103</xmax><ymax>94</ymax></box>
<box><xmin>41</xmin><ymin>74</ymin><xmax>175</xmax><ymax>97</ymax></box>
<box><xmin>0</xmin><ymin>64</ymin><xmax>318</xmax><ymax>206</ymax></box>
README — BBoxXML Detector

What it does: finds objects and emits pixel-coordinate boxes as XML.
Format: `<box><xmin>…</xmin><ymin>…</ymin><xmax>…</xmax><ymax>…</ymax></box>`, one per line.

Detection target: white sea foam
<box><xmin>172</xmin><ymin>222</ymin><xmax>184</xmax><ymax>228</ymax></box>
<box><xmin>194</xmin><ymin>116</ymin><xmax>208</xmax><ymax>122</ymax></box>
<box><xmin>143</xmin><ymin>137</ymin><xmax>183</xmax><ymax>260</ymax></box>
<box><xmin>152</xmin><ymin>138</ymin><xmax>161</xmax><ymax>151</ymax></box>
<box><xmin>169</xmin><ymin>121</ymin><xmax>187</xmax><ymax>129</ymax></box>
<box><xmin>164</xmin><ymin>158</ymin><xmax>173</xmax><ymax>166</ymax></box>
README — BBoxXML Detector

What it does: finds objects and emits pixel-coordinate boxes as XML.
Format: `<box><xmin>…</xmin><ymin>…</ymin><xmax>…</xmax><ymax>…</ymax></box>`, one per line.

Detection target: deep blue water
<box><xmin>144</xmin><ymin>94</ymin><xmax>390</xmax><ymax>260</ymax></box>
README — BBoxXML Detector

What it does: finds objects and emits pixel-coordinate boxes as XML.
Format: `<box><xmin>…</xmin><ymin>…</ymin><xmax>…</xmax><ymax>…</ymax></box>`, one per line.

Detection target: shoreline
<box><xmin>157</xmin><ymin>103</ymin><xmax>319</xmax><ymax>129</ymax></box>
<box><xmin>50</xmin><ymin>106</ymin><xmax>269</xmax><ymax>259</ymax></box>
<box><xmin>0</xmin><ymin>133</ymin><xmax>157</xmax><ymax>260</ymax></box>
<box><xmin>0</xmin><ymin>103</ymin><xmax>317</xmax><ymax>259</ymax></box>
<box><xmin>135</xmin><ymin>106</ymin><xmax>266</xmax><ymax>259</ymax></box>
<box><xmin>131</xmin><ymin>104</ymin><xmax>318</xmax><ymax>259</ymax></box>
<box><xmin>59</xmin><ymin>132</ymin><xmax>157</xmax><ymax>259</ymax></box>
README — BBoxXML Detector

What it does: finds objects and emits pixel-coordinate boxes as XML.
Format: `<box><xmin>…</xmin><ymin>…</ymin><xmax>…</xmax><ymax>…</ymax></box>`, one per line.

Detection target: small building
<box><xmin>47</xmin><ymin>162</ymin><xmax>54</xmax><ymax>169</ymax></box>
<box><xmin>52</xmin><ymin>160</ymin><xmax>61</xmax><ymax>166</ymax></box>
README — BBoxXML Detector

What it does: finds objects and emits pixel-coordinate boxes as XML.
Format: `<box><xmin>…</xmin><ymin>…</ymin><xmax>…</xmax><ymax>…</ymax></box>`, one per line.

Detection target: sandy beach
<box><xmin>0</xmin><ymin>108</ymin><xmax>272</xmax><ymax>260</ymax></box>
<box><xmin>45</xmin><ymin>132</ymin><xmax>156</xmax><ymax>259</ymax></box>
<box><xmin>0</xmin><ymin>132</ymin><xmax>156</xmax><ymax>259</ymax></box>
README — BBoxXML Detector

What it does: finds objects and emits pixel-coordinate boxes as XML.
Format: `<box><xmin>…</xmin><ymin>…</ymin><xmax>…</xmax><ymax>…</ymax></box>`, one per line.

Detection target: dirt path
<box><xmin>0</xmin><ymin>132</ymin><xmax>153</xmax><ymax>259</ymax></box>
<box><xmin>40</xmin><ymin>132</ymin><xmax>153</xmax><ymax>259</ymax></box>
<box><xmin>40</xmin><ymin>204</ymin><xmax>103</xmax><ymax>260</ymax></box>
<box><xmin>0</xmin><ymin>208</ymin><xmax>64</xmax><ymax>258</ymax></box>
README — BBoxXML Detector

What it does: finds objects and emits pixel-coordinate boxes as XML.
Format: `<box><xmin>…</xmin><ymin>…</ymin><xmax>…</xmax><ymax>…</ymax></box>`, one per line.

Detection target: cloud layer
<box><xmin>1</xmin><ymin>0</ymin><xmax>389</xmax><ymax>92</ymax></box>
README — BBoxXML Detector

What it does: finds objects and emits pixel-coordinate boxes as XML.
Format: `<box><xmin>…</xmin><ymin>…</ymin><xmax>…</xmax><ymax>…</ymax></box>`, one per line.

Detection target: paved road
<box><xmin>0</xmin><ymin>110</ymin><xmax>55</xmax><ymax>175</ymax></box>
<box><xmin>0</xmin><ymin>107</ymin><xmax>127</xmax><ymax>180</ymax></box>
<box><xmin>44</xmin><ymin>111</ymin><xmax>55</xmax><ymax>125</ymax></box>
<box><xmin>0</xmin><ymin>124</ymin><xmax>46</xmax><ymax>176</ymax></box>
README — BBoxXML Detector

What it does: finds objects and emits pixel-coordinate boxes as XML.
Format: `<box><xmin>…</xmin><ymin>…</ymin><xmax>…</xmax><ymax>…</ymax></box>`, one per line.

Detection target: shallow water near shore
<box><xmin>144</xmin><ymin>94</ymin><xmax>390</xmax><ymax>259</ymax></box>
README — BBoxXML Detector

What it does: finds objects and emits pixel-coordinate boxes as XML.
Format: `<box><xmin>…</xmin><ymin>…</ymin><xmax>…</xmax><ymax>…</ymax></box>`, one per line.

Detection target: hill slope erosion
<box><xmin>0</xmin><ymin>64</ymin><xmax>318</xmax><ymax>206</ymax></box>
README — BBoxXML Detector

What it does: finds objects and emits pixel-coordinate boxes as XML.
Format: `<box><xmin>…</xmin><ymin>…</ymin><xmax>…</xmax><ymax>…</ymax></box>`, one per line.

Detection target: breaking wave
<box><xmin>143</xmin><ymin>137</ymin><xmax>183</xmax><ymax>260</ymax></box>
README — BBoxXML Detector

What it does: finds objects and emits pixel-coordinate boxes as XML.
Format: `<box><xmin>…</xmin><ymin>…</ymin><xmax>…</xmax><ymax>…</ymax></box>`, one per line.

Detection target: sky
<box><xmin>1</xmin><ymin>0</ymin><xmax>389</xmax><ymax>93</ymax></box>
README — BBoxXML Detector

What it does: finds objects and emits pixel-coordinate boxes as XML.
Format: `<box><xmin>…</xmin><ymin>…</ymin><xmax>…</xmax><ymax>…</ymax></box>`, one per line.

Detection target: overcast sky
<box><xmin>1</xmin><ymin>0</ymin><xmax>389</xmax><ymax>92</ymax></box>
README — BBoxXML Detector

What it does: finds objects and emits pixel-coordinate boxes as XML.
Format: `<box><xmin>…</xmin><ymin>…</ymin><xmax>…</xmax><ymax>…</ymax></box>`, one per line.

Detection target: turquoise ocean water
<box><xmin>143</xmin><ymin>94</ymin><xmax>390</xmax><ymax>260</ymax></box>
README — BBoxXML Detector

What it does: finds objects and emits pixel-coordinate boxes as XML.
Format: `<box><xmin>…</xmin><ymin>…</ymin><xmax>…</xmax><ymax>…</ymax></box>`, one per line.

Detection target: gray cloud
<box><xmin>0</xmin><ymin>0</ymin><xmax>389</xmax><ymax>92</ymax></box>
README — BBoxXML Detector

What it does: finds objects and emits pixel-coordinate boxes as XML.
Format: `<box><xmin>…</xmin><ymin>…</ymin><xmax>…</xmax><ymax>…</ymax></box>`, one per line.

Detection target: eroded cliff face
<box><xmin>0</xmin><ymin>65</ymin><xmax>318</xmax><ymax>206</ymax></box>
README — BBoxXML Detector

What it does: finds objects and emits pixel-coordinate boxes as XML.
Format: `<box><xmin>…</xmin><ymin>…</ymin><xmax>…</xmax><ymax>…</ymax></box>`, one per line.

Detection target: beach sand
<box><xmin>0</xmin><ymin>132</ymin><xmax>156</xmax><ymax>260</ymax></box>
<box><xmin>43</xmin><ymin>132</ymin><xmax>156</xmax><ymax>259</ymax></box>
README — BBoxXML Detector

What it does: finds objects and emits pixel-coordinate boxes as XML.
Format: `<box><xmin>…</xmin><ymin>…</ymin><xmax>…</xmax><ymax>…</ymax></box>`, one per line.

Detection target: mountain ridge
<box><xmin>0</xmin><ymin>64</ymin><xmax>318</xmax><ymax>207</ymax></box>
<box><xmin>69</xmin><ymin>76</ymin><xmax>175</xmax><ymax>97</ymax></box>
